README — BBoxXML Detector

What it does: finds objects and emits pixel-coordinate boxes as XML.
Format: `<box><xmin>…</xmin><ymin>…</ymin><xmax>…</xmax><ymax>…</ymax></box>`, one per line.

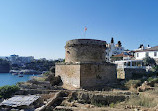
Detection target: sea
<box><xmin>0</xmin><ymin>73</ymin><xmax>40</xmax><ymax>87</ymax></box>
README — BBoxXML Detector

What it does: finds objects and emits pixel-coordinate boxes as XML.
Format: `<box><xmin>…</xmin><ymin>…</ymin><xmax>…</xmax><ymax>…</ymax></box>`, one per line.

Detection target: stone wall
<box><xmin>55</xmin><ymin>63</ymin><xmax>80</xmax><ymax>89</ymax></box>
<box><xmin>117</xmin><ymin>68</ymin><xmax>146</xmax><ymax>79</ymax></box>
<box><xmin>56</xmin><ymin>62</ymin><xmax>117</xmax><ymax>89</ymax></box>
<box><xmin>80</xmin><ymin>63</ymin><xmax>117</xmax><ymax>88</ymax></box>
<box><xmin>65</xmin><ymin>39</ymin><xmax>106</xmax><ymax>63</ymax></box>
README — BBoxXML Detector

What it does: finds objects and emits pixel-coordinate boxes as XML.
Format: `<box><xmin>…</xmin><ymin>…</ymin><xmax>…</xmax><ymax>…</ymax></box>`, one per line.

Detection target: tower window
<box><xmin>67</xmin><ymin>51</ymin><xmax>70</xmax><ymax>54</ymax></box>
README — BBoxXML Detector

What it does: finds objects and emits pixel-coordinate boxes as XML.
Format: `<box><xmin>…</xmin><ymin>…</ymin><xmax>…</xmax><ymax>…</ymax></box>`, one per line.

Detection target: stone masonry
<box><xmin>117</xmin><ymin>68</ymin><xmax>146</xmax><ymax>79</ymax></box>
<box><xmin>55</xmin><ymin>39</ymin><xmax>117</xmax><ymax>89</ymax></box>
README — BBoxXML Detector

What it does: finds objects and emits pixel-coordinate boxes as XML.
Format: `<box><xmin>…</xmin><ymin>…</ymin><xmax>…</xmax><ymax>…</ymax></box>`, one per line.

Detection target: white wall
<box><xmin>135</xmin><ymin>51</ymin><xmax>158</xmax><ymax>60</ymax></box>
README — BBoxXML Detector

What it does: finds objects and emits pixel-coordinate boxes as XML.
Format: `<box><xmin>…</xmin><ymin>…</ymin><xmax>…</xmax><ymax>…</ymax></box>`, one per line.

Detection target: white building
<box><xmin>135</xmin><ymin>46</ymin><xmax>158</xmax><ymax>63</ymax></box>
<box><xmin>106</xmin><ymin>38</ymin><xmax>124</xmax><ymax>62</ymax></box>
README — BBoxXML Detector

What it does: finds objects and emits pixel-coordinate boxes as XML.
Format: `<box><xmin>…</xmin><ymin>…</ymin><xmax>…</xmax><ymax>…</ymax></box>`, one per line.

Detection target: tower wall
<box><xmin>65</xmin><ymin>39</ymin><xmax>106</xmax><ymax>63</ymax></box>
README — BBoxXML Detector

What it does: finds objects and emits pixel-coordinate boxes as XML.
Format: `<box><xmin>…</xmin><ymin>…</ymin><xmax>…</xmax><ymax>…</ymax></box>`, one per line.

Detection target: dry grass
<box><xmin>124</xmin><ymin>80</ymin><xmax>142</xmax><ymax>89</ymax></box>
<box><xmin>126</xmin><ymin>92</ymin><xmax>158</xmax><ymax>108</ymax></box>
<box><xmin>32</xmin><ymin>76</ymin><xmax>47</xmax><ymax>81</ymax></box>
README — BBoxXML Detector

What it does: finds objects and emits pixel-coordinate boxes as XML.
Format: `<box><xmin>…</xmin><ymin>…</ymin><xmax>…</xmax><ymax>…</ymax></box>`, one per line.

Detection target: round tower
<box><xmin>65</xmin><ymin>39</ymin><xmax>107</xmax><ymax>63</ymax></box>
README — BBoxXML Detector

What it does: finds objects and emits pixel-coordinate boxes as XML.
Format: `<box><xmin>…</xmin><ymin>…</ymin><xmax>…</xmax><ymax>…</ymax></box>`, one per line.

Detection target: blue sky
<box><xmin>0</xmin><ymin>0</ymin><xmax>158</xmax><ymax>59</ymax></box>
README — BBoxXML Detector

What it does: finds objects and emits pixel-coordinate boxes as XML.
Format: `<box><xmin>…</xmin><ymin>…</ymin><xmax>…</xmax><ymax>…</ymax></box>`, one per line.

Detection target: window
<box><xmin>146</xmin><ymin>52</ymin><xmax>149</xmax><ymax>57</ymax></box>
<box><xmin>132</xmin><ymin>62</ymin><xmax>136</xmax><ymax>66</ymax></box>
<box><xmin>127</xmin><ymin>62</ymin><xmax>130</xmax><ymax>66</ymax></box>
<box><xmin>67</xmin><ymin>51</ymin><xmax>70</xmax><ymax>54</ymax></box>
<box><xmin>154</xmin><ymin>52</ymin><xmax>157</xmax><ymax>57</ymax></box>
<box><xmin>137</xmin><ymin>53</ymin><xmax>139</xmax><ymax>57</ymax></box>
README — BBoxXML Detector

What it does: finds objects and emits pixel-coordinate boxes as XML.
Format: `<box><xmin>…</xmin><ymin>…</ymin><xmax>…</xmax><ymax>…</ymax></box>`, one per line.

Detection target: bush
<box><xmin>152</xmin><ymin>65</ymin><xmax>158</xmax><ymax>72</ymax></box>
<box><xmin>143</xmin><ymin>56</ymin><xmax>156</xmax><ymax>66</ymax></box>
<box><xmin>43</xmin><ymin>71</ymin><xmax>50</xmax><ymax>76</ymax></box>
<box><xmin>147</xmin><ymin>77</ymin><xmax>158</xmax><ymax>87</ymax></box>
<box><xmin>109</xmin><ymin>102</ymin><xmax>115</xmax><ymax>108</ymax></box>
<box><xmin>124</xmin><ymin>80</ymin><xmax>142</xmax><ymax>89</ymax></box>
<box><xmin>50</xmin><ymin>76</ymin><xmax>62</xmax><ymax>86</ymax></box>
<box><xmin>0</xmin><ymin>85</ymin><xmax>20</xmax><ymax>99</ymax></box>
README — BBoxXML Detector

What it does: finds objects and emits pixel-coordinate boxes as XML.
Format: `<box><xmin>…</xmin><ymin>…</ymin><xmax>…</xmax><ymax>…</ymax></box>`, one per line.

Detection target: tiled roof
<box><xmin>112</xmin><ymin>53</ymin><xmax>133</xmax><ymax>58</ymax></box>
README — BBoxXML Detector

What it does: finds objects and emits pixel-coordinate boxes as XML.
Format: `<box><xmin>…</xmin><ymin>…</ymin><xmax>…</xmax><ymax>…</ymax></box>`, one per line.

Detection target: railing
<box><xmin>117</xmin><ymin>65</ymin><xmax>147</xmax><ymax>69</ymax></box>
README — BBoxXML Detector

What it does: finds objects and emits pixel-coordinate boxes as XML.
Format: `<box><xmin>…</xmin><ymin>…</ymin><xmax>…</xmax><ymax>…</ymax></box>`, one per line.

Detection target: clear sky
<box><xmin>0</xmin><ymin>0</ymin><xmax>158</xmax><ymax>59</ymax></box>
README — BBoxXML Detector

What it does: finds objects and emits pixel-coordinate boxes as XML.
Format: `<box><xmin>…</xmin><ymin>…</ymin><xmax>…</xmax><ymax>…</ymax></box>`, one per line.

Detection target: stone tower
<box><xmin>55</xmin><ymin>39</ymin><xmax>117</xmax><ymax>89</ymax></box>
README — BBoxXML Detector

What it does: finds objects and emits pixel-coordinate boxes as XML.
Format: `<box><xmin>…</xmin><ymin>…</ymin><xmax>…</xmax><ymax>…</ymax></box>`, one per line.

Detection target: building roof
<box><xmin>112</xmin><ymin>53</ymin><xmax>133</xmax><ymax>58</ymax></box>
<box><xmin>135</xmin><ymin>46</ymin><xmax>158</xmax><ymax>52</ymax></box>
<box><xmin>115</xmin><ymin>59</ymin><xmax>143</xmax><ymax>63</ymax></box>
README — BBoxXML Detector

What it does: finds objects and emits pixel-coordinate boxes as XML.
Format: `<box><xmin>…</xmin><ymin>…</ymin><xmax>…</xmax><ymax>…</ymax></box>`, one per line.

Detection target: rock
<box><xmin>137</xmin><ymin>81</ymin><xmax>153</xmax><ymax>92</ymax></box>
<box><xmin>85</xmin><ymin>104</ymin><xmax>90</xmax><ymax>108</ymax></box>
<box><xmin>90</xmin><ymin>105</ymin><xmax>95</xmax><ymax>108</ymax></box>
<box><xmin>11</xmin><ymin>109</ymin><xmax>19</xmax><ymax>111</ymax></box>
<box><xmin>134</xmin><ymin>108</ymin><xmax>139</xmax><ymax>111</ymax></box>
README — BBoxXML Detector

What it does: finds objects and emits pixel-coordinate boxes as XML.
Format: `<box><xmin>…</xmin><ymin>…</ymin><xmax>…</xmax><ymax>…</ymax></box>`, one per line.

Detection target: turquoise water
<box><xmin>0</xmin><ymin>73</ymin><xmax>40</xmax><ymax>87</ymax></box>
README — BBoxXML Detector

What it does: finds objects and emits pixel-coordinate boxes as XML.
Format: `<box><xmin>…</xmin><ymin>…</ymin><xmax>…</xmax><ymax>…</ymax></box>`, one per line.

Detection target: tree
<box><xmin>143</xmin><ymin>56</ymin><xmax>156</xmax><ymax>66</ymax></box>
<box><xmin>0</xmin><ymin>59</ymin><xmax>10</xmax><ymax>66</ymax></box>
<box><xmin>0</xmin><ymin>85</ymin><xmax>19</xmax><ymax>99</ymax></box>
<box><xmin>111</xmin><ymin>37</ymin><xmax>114</xmax><ymax>43</ymax></box>
<box><xmin>139</xmin><ymin>44</ymin><xmax>144</xmax><ymax>48</ymax></box>
<box><xmin>118</xmin><ymin>41</ymin><xmax>122</xmax><ymax>47</ymax></box>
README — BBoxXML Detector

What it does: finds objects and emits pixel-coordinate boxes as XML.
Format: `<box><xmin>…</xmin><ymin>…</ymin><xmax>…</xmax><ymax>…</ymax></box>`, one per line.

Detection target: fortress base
<box><xmin>55</xmin><ymin>62</ymin><xmax>117</xmax><ymax>89</ymax></box>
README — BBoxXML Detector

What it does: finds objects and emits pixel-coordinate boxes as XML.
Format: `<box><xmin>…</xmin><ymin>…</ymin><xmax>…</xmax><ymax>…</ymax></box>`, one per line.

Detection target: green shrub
<box><xmin>147</xmin><ymin>77</ymin><xmax>158</xmax><ymax>86</ymax></box>
<box><xmin>43</xmin><ymin>71</ymin><xmax>50</xmax><ymax>76</ymax></box>
<box><xmin>147</xmin><ymin>77</ymin><xmax>153</xmax><ymax>82</ymax></box>
<box><xmin>148</xmin><ymin>77</ymin><xmax>158</xmax><ymax>82</ymax></box>
<box><xmin>0</xmin><ymin>85</ymin><xmax>20</xmax><ymax>99</ymax></box>
<box><xmin>152</xmin><ymin>65</ymin><xmax>158</xmax><ymax>72</ymax></box>
<box><xmin>109</xmin><ymin>102</ymin><xmax>115</xmax><ymax>108</ymax></box>
<box><xmin>143</xmin><ymin>56</ymin><xmax>156</xmax><ymax>66</ymax></box>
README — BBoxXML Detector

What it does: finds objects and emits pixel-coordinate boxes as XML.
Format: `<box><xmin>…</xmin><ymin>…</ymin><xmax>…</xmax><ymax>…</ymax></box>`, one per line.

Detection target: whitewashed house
<box><xmin>106</xmin><ymin>38</ymin><xmax>124</xmax><ymax>62</ymax></box>
<box><xmin>135</xmin><ymin>46</ymin><xmax>158</xmax><ymax>64</ymax></box>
